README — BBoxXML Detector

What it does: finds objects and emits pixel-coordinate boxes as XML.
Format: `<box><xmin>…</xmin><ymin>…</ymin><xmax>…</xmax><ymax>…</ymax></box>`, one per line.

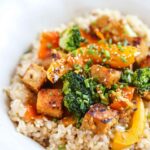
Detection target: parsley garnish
<box><xmin>120</xmin><ymin>56</ymin><xmax>127</xmax><ymax>63</ymax></box>
<box><xmin>47</xmin><ymin>43</ymin><xmax>52</xmax><ymax>49</ymax></box>
<box><xmin>117</xmin><ymin>42</ymin><xmax>124</xmax><ymax>51</ymax></box>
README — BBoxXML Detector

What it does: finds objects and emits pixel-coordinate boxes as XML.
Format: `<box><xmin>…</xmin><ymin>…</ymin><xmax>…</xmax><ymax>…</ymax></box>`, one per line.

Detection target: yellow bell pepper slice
<box><xmin>111</xmin><ymin>96</ymin><xmax>145</xmax><ymax>150</ymax></box>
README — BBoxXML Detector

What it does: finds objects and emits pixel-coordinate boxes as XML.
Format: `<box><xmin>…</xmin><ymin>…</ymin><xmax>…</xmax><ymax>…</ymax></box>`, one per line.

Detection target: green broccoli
<box><xmin>59</xmin><ymin>25</ymin><xmax>85</xmax><ymax>52</ymax></box>
<box><xmin>62</xmin><ymin>71</ymin><xmax>99</xmax><ymax>119</ymax></box>
<box><xmin>121</xmin><ymin>68</ymin><xmax>150</xmax><ymax>93</ymax></box>
<box><xmin>121</xmin><ymin>68</ymin><xmax>133</xmax><ymax>84</ymax></box>
<box><xmin>132</xmin><ymin>68</ymin><xmax>150</xmax><ymax>93</ymax></box>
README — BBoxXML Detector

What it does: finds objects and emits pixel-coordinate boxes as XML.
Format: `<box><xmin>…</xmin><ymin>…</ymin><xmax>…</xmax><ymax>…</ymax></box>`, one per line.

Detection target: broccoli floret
<box><xmin>132</xmin><ymin>68</ymin><xmax>150</xmax><ymax>93</ymax></box>
<box><xmin>121</xmin><ymin>68</ymin><xmax>150</xmax><ymax>93</ymax></box>
<box><xmin>121</xmin><ymin>68</ymin><xmax>133</xmax><ymax>84</ymax></box>
<box><xmin>59</xmin><ymin>25</ymin><xmax>85</xmax><ymax>52</ymax></box>
<box><xmin>62</xmin><ymin>71</ymin><xmax>99</xmax><ymax>119</ymax></box>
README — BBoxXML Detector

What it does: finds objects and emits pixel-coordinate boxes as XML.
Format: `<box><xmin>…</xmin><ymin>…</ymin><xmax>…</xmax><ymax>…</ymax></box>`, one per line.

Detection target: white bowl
<box><xmin>0</xmin><ymin>0</ymin><xmax>150</xmax><ymax>149</ymax></box>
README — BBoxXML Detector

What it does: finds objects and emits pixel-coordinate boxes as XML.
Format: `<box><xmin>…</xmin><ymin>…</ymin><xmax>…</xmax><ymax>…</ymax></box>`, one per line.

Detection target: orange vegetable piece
<box><xmin>110</xmin><ymin>101</ymin><xmax>127</xmax><ymax>110</ymax></box>
<box><xmin>94</xmin><ymin>28</ymin><xmax>105</xmax><ymax>40</ymax></box>
<box><xmin>24</xmin><ymin>104</ymin><xmax>42</xmax><ymax>122</ymax></box>
<box><xmin>111</xmin><ymin>96</ymin><xmax>146</xmax><ymax>150</ymax></box>
<box><xmin>122</xmin><ymin>86</ymin><xmax>135</xmax><ymax>100</ymax></box>
<box><xmin>38</xmin><ymin>32</ymin><xmax>59</xmax><ymax>59</ymax></box>
<box><xmin>61</xmin><ymin>116</ymin><xmax>76</xmax><ymax>126</ymax></box>
<box><xmin>110</xmin><ymin>86</ymin><xmax>135</xmax><ymax>110</ymax></box>
<box><xmin>47</xmin><ymin>58</ymin><xmax>72</xmax><ymax>83</ymax></box>
<box><xmin>80</xmin><ymin>29</ymin><xmax>98</xmax><ymax>45</ymax></box>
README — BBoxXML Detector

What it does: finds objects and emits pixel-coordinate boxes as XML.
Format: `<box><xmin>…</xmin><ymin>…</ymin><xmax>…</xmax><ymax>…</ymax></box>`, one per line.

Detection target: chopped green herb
<box><xmin>71</xmin><ymin>50</ymin><xmax>78</xmax><ymax>57</ymax></box>
<box><xmin>49</xmin><ymin>92</ymin><xmax>53</xmax><ymax>96</ymax></box>
<box><xmin>101</xmin><ymin>94</ymin><xmax>109</xmax><ymax>105</ymax></box>
<box><xmin>76</xmin><ymin>118</ymin><xmax>83</xmax><ymax>128</ymax></box>
<box><xmin>76</xmin><ymin>91</ymin><xmax>82</xmax><ymax>96</ymax></box>
<box><xmin>108</xmin><ymin>38</ymin><xmax>112</xmax><ymax>44</ymax></box>
<box><xmin>79</xmin><ymin>48</ymin><xmax>83</xmax><ymax>54</ymax></box>
<box><xmin>84</xmin><ymin>59</ymin><xmax>93</xmax><ymax>73</ymax></box>
<box><xmin>101</xmin><ymin>49</ymin><xmax>110</xmax><ymax>58</ymax></box>
<box><xmin>56</xmin><ymin>47</ymin><xmax>60</xmax><ymax>50</ymax></box>
<box><xmin>97</xmin><ymin>84</ymin><xmax>109</xmax><ymax>105</ymax></box>
<box><xmin>119</xmin><ymin>83</ymin><xmax>128</xmax><ymax>88</ymax></box>
<box><xmin>87</xmin><ymin>49</ymin><xmax>96</xmax><ymax>55</ymax></box>
<box><xmin>120</xmin><ymin>56</ymin><xmax>127</xmax><ymax>63</ymax></box>
<box><xmin>111</xmin><ymin>84</ymin><xmax>119</xmax><ymax>90</ymax></box>
<box><xmin>103</xmin><ymin>26</ymin><xmax>110</xmax><ymax>32</ymax></box>
<box><xmin>147</xmin><ymin>113</ymin><xmax>150</xmax><ymax>119</ymax></box>
<box><xmin>123</xmin><ymin>39</ymin><xmax>128</xmax><ymax>46</ymax></box>
<box><xmin>84</xmin><ymin>79</ymin><xmax>90</xmax><ymax>88</ymax></box>
<box><xmin>52</xmin><ymin>118</ymin><xmax>59</xmax><ymax>123</ymax></box>
<box><xmin>104</xmin><ymin>50</ymin><xmax>110</xmax><ymax>58</ymax></box>
<box><xmin>102</xmin><ymin>58</ymin><xmax>108</xmax><ymax>63</ymax></box>
<box><xmin>74</xmin><ymin>64</ymin><xmax>82</xmax><ymax>70</ymax></box>
<box><xmin>100</xmin><ymin>49</ymin><xmax>110</xmax><ymax>63</ymax></box>
<box><xmin>121</xmin><ymin>68</ymin><xmax>133</xmax><ymax>84</ymax></box>
<box><xmin>47</xmin><ymin>43</ymin><xmax>52</xmax><ymax>49</ymax></box>
<box><xmin>62</xmin><ymin>81</ymin><xmax>71</xmax><ymax>94</ymax></box>
<box><xmin>58</xmin><ymin>144</ymin><xmax>66</xmax><ymax>150</ymax></box>
<box><xmin>117</xmin><ymin>42</ymin><xmax>124</xmax><ymax>51</ymax></box>
<box><xmin>83</xmin><ymin>94</ymin><xmax>90</xmax><ymax>100</ymax></box>
<box><xmin>87</xmin><ymin>45</ymin><xmax>98</xmax><ymax>55</ymax></box>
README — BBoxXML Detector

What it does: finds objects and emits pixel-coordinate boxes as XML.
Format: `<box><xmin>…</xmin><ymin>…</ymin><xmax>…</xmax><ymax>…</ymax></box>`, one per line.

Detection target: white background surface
<box><xmin>0</xmin><ymin>0</ymin><xmax>150</xmax><ymax>149</ymax></box>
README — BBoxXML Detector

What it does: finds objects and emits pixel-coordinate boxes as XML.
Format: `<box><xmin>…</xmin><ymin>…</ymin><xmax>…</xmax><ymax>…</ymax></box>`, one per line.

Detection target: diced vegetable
<box><xmin>121</xmin><ymin>68</ymin><xmax>133</xmax><ymax>84</ymax></box>
<box><xmin>47</xmin><ymin>58</ymin><xmax>72</xmax><ymax>83</ymax></box>
<box><xmin>37</xmin><ymin>89</ymin><xmax>63</xmax><ymax>118</ymax></box>
<box><xmin>121</xmin><ymin>68</ymin><xmax>150</xmax><ymax>94</ymax></box>
<box><xmin>110</xmin><ymin>86</ymin><xmax>135</xmax><ymax>110</ymax></box>
<box><xmin>23</xmin><ymin>104</ymin><xmax>42</xmax><ymax>122</ymax></box>
<box><xmin>80</xmin><ymin>29</ymin><xmax>98</xmax><ymax>44</ymax></box>
<box><xmin>38</xmin><ymin>32</ymin><xmax>59</xmax><ymax>59</ymax></box>
<box><xmin>39</xmin><ymin>49</ymin><xmax>65</xmax><ymax>70</ymax></box>
<box><xmin>22</xmin><ymin>64</ymin><xmax>47</xmax><ymax>92</ymax></box>
<box><xmin>61</xmin><ymin>116</ymin><xmax>76</xmax><ymax>126</ymax></box>
<box><xmin>132</xmin><ymin>68</ymin><xmax>150</xmax><ymax>92</ymax></box>
<box><xmin>82</xmin><ymin>103</ymin><xmax>118</xmax><ymax>134</ymax></box>
<box><xmin>96</xmin><ymin>84</ymin><xmax>109</xmax><ymax>105</ymax></box>
<box><xmin>62</xmin><ymin>71</ymin><xmax>99</xmax><ymax>119</ymax></box>
<box><xmin>59</xmin><ymin>25</ymin><xmax>85</xmax><ymax>52</ymax></box>
<box><xmin>91</xmin><ymin>65</ymin><xmax>121</xmax><ymax>88</ymax></box>
<box><xmin>111</xmin><ymin>96</ymin><xmax>146</xmax><ymax>150</ymax></box>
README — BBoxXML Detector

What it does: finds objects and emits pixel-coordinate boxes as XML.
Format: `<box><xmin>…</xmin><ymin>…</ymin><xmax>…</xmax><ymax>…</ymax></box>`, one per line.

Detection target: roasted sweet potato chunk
<box><xmin>91</xmin><ymin>65</ymin><xmax>121</xmax><ymax>88</ymax></box>
<box><xmin>22</xmin><ymin>64</ymin><xmax>47</xmax><ymax>92</ymax></box>
<box><xmin>81</xmin><ymin>104</ymin><xmax>118</xmax><ymax>134</ymax></box>
<box><xmin>37</xmin><ymin>89</ymin><xmax>63</xmax><ymax>118</ymax></box>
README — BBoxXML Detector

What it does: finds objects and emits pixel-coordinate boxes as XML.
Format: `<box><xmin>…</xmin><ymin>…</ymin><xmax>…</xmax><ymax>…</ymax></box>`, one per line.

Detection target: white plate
<box><xmin>0</xmin><ymin>0</ymin><xmax>150</xmax><ymax>149</ymax></box>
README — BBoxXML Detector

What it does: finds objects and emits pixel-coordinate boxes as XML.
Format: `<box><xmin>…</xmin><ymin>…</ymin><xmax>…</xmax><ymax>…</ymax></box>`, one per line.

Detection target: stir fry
<box><xmin>21</xmin><ymin>16</ymin><xmax>150</xmax><ymax>149</ymax></box>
